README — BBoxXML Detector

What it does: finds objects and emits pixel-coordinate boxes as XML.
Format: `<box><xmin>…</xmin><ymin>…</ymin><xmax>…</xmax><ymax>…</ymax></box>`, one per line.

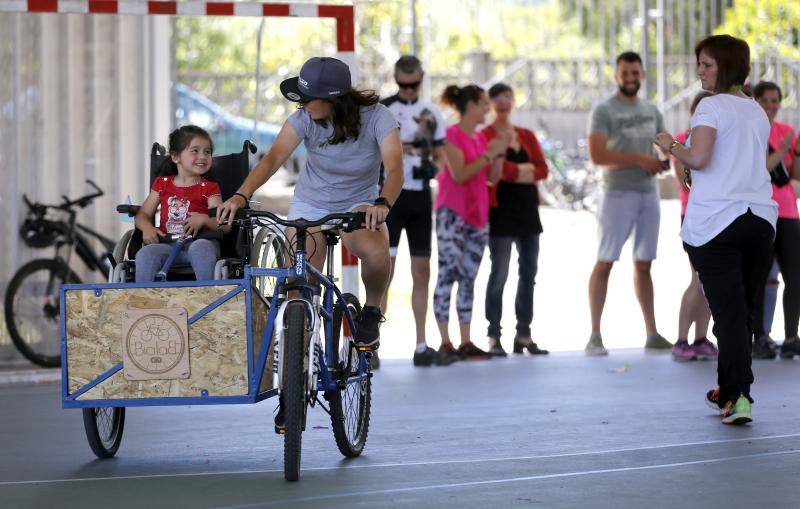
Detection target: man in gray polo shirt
<box><xmin>585</xmin><ymin>51</ymin><xmax>672</xmax><ymax>355</ymax></box>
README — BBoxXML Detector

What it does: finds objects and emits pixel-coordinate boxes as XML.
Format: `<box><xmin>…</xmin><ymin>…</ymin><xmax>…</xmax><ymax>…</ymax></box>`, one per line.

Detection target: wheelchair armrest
<box><xmin>116</xmin><ymin>204</ymin><xmax>141</xmax><ymax>217</ymax></box>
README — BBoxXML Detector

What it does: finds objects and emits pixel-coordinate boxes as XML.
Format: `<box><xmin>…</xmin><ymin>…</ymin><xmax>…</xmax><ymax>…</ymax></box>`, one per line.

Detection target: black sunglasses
<box><xmin>397</xmin><ymin>80</ymin><xmax>422</xmax><ymax>89</ymax></box>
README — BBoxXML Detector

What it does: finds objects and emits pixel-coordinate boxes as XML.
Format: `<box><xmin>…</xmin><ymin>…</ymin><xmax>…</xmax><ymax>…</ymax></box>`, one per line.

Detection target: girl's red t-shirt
<box><xmin>151</xmin><ymin>176</ymin><xmax>221</xmax><ymax>235</ymax></box>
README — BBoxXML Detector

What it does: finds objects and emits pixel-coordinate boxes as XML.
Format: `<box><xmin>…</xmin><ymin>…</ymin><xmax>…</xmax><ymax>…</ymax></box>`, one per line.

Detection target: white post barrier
<box><xmin>335</xmin><ymin>48</ymin><xmax>360</xmax><ymax>297</ymax></box>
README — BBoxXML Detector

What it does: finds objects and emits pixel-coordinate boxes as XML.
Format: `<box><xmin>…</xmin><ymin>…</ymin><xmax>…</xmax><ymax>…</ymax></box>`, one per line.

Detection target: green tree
<box><xmin>716</xmin><ymin>0</ymin><xmax>800</xmax><ymax>58</ymax></box>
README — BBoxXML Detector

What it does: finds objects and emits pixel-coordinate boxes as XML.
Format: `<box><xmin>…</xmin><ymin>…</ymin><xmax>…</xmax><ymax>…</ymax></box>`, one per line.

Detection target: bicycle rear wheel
<box><xmin>82</xmin><ymin>407</ymin><xmax>125</xmax><ymax>458</ymax></box>
<box><xmin>282</xmin><ymin>301</ymin><xmax>309</xmax><ymax>482</ymax></box>
<box><xmin>4</xmin><ymin>259</ymin><xmax>81</xmax><ymax>367</ymax></box>
<box><xmin>325</xmin><ymin>293</ymin><xmax>371</xmax><ymax>458</ymax></box>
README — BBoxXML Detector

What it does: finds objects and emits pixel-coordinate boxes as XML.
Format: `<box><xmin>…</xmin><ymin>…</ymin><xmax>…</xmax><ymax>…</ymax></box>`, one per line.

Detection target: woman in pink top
<box><xmin>672</xmin><ymin>91</ymin><xmax>716</xmax><ymax>362</ymax></box>
<box><xmin>753</xmin><ymin>81</ymin><xmax>800</xmax><ymax>359</ymax></box>
<box><xmin>433</xmin><ymin>84</ymin><xmax>509</xmax><ymax>360</ymax></box>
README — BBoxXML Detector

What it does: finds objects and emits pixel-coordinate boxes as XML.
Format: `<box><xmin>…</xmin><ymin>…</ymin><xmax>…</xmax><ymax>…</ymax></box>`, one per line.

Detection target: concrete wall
<box><xmin>0</xmin><ymin>13</ymin><xmax>171</xmax><ymax>364</ymax></box>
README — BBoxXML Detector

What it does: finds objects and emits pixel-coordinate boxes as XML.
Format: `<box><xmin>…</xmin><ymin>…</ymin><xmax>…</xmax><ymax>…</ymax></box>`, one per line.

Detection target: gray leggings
<box><xmin>135</xmin><ymin>239</ymin><xmax>220</xmax><ymax>282</ymax></box>
<box><xmin>433</xmin><ymin>207</ymin><xmax>488</xmax><ymax>323</ymax></box>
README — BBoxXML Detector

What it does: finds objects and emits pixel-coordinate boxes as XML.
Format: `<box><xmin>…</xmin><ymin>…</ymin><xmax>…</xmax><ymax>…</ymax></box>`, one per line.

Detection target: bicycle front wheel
<box><xmin>325</xmin><ymin>293</ymin><xmax>371</xmax><ymax>458</ymax></box>
<box><xmin>4</xmin><ymin>259</ymin><xmax>81</xmax><ymax>367</ymax></box>
<box><xmin>282</xmin><ymin>301</ymin><xmax>309</xmax><ymax>482</ymax></box>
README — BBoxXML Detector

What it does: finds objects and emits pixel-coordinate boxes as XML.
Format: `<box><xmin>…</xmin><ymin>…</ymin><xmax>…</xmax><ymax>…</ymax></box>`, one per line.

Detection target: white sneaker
<box><xmin>585</xmin><ymin>332</ymin><xmax>608</xmax><ymax>356</ymax></box>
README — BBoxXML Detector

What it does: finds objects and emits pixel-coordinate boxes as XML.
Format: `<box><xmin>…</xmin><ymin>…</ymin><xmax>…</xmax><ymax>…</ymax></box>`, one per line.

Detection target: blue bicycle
<box><xmin>232</xmin><ymin>208</ymin><xmax>373</xmax><ymax>481</ymax></box>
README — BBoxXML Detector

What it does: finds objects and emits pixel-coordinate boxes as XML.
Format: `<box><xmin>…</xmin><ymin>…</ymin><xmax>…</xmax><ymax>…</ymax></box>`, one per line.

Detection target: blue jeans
<box><xmin>135</xmin><ymin>239</ymin><xmax>220</xmax><ymax>282</ymax></box>
<box><xmin>485</xmin><ymin>234</ymin><xmax>540</xmax><ymax>338</ymax></box>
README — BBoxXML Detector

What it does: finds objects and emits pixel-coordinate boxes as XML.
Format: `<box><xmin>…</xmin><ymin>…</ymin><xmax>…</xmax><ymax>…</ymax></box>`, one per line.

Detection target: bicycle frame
<box><xmin>251</xmin><ymin>231</ymin><xmax>367</xmax><ymax>398</ymax></box>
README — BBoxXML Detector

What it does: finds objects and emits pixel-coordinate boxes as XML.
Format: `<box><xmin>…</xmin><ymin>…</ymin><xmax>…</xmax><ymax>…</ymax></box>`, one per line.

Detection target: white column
<box><xmin>40</xmin><ymin>13</ymin><xmax>61</xmax><ymax>204</ymax></box>
<box><xmin>91</xmin><ymin>15</ymin><xmax>117</xmax><ymax>237</ymax></box>
<box><xmin>67</xmin><ymin>14</ymin><xmax>87</xmax><ymax>199</ymax></box>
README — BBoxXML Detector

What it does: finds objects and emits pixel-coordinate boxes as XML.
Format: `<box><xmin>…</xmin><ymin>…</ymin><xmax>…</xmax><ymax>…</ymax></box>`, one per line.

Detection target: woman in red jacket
<box><xmin>482</xmin><ymin>83</ymin><xmax>549</xmax><ymax>356</ymax></box>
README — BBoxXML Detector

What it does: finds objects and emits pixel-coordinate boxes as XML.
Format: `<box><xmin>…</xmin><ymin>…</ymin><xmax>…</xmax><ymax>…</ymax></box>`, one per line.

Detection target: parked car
<box><xmin>175</xmin><ymin>83</ymin><xmax>305</xmax><ymax>173</ymax></box>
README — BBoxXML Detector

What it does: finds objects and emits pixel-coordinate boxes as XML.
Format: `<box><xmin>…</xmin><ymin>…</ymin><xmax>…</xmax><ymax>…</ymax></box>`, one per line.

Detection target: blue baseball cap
<box><xmin>280</xmin><ymin>57</ymin><xmax>352</xmax><ymax>103</ymax></box>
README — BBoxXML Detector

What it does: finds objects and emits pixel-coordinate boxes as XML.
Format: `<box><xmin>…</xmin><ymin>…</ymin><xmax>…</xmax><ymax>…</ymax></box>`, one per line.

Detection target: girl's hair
<box><xmin>440</xmin><ymin>84</ymin><xmax>484</xmax><ymax>115</ymax></box>
<box><xmin>320</xmin><ymin>89</ymin><xmax>381</xmax><ymax>145</ymax></box>
<box><xmin>158</xmin><ymin>125</ymin><xmax>214</xmax><ymax>177</ymax></box>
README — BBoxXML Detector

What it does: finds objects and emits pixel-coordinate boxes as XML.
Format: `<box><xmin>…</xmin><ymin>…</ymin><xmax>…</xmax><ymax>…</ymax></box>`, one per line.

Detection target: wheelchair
<box><xmin>110</xmin><ymin>140</ymin><xmax>285</xmax><ymax>294</ymax></box>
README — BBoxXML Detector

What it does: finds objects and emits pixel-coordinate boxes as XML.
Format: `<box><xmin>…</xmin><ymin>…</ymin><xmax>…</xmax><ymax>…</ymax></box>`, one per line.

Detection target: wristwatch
<box><xmin>668</xmin><ymin>140</ymin><xmax>682</xmax><ymax>154</ymax></box>
<box><xmin>374</xmin><ymin>197</ymin><xmax>392</xmax><ymax>211</ymax></box>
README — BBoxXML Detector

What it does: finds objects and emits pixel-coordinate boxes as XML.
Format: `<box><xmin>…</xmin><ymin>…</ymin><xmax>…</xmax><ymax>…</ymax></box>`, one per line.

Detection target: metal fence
<box><xmin>179</xmin><ymin>54</ymin><xmax>800</xmax><ymax>147</ymax></box>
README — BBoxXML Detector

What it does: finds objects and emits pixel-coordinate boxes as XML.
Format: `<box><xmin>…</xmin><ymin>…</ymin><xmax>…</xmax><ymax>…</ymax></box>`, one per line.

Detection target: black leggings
<box><xmin>755</xmin><ymin>217</ymin><xmax>800</xmax><ymax>339</ymax></box>
<box><xmin>685</xmin><ymin>211</ymin><xmax>774</xmax><ymax>405</ymax></box>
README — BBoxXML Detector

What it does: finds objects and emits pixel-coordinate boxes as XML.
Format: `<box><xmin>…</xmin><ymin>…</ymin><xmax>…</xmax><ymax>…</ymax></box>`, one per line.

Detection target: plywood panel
<box><xmin>65</xmin><ymin>285</ymin><xmax>253</xmax><ymax>399</ymax></box>
<box><xmin>250</xmin><ymin>287</ymin><xmax>274</xmax><ymax>392</ymax></box>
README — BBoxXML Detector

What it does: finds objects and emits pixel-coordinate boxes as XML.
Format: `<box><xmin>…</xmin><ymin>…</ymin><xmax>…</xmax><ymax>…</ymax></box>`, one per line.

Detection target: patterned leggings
<box><xmin>433</xmin><ymin>207</ymin><xmax>488</xmax><ymax>323</ymax></box>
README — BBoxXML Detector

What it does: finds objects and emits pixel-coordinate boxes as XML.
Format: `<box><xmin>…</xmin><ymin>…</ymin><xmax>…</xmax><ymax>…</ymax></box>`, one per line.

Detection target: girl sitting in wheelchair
<box><xmin>134</xmin><ymin>125</ymin><xmax>229</xmax><ymax>282</ymax></box>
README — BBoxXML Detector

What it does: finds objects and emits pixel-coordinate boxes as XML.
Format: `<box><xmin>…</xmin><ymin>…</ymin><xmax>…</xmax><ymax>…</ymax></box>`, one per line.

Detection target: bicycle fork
<box><xmin>271</xmin><ymin>297</ymin><xmax>321</xmax><ymax>397</ymax></box>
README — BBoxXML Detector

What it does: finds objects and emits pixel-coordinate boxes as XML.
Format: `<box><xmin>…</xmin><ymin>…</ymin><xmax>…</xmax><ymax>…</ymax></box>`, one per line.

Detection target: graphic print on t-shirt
<box><xmin>166</xmin><ymin>196</ymin><xmax>189</xmax><ymax>235</ymax></box>
<box><xmin>616</xmin><ymin>114</ymin><xmax>657</xmax><ymax>139</ymax></box>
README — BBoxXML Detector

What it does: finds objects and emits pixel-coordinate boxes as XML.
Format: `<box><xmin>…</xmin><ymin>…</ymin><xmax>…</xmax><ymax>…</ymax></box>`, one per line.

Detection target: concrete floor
<box><xmin>2</xmin><ymin>350</ymin><xmax>800</xmax><ymax>508</ymax></box>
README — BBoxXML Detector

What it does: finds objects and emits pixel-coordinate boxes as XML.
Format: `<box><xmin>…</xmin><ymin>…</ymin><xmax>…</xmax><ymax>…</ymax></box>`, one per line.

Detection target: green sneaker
<box><xmin>721</xmin><ymin>396</ymin><xmax>752</xmax><ymax>425</ymax></box>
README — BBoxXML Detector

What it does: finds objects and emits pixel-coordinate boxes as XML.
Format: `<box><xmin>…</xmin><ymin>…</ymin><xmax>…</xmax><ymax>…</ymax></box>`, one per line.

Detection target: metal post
<box><xmin>639</xmin><ymin>0</ymin><xmax>649</xmax><ymax>98</ymax></box>
<box><xmin>169</xmin><ymin>16</ymin><xmax>178</xmax><ymax>129</ymax></box>
<box><xmin>253</xmin><ymin>18</ymin><xmax>265</xmax><ymax>145</ymax></box>
<box><xmin>409</xmin><ymin>0</ymin><xmax>418</xmax><ymax>56</ymax></box>
<box><xmin>629</xmin><ymin>0</ymin><xmax>635</xmax><ymax>51</ymax></box>
<box><xmin>655</xmin><ymin>0</ymin><xmax>665</xmax><ymax>107</ymax></box>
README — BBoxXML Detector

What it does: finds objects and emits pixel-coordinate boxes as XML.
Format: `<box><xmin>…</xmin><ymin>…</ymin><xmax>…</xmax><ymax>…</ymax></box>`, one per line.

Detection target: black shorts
<box><xmin>386</xmin><ymin>189</ymin><xmax>433</xmax><ymax>257</ymax></box>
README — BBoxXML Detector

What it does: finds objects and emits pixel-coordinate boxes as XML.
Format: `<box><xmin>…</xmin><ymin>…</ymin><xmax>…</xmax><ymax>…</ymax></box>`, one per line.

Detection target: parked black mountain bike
<box><xmin>5</xmin><ymin>180</ymin><xmax>115</xmax><ymax>367</ymax></box>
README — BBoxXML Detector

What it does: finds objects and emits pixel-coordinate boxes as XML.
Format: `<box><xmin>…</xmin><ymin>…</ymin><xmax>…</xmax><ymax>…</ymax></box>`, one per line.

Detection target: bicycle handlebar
<box><xmin>24</xmin><ymin>180</ymin><xmax>104</xmax><ymax>215</ymax></box>
<box><xmin>209</xmin><ymin>208</ymin><xmax>366</xmax><ymax>233</ymax></box>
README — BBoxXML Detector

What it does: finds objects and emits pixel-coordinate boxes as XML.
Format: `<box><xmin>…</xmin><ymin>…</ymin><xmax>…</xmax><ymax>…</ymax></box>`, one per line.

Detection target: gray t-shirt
<box><xmin>587</xmin><ymin>96</ymin><xmax>664</xmax><ymax>192</ymax></box>
<box><xmin>287</xmin><ymin>103</ymin><xmax>399</xmax><ymax>210</ymax></box>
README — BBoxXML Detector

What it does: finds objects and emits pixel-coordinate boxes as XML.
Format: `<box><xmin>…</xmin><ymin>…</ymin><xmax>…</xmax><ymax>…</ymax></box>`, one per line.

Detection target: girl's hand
<box><xmin>780</xmin><ymin>132</ymin><xmax>793</xmax><ymax>153</ymax></box>
<box><xmin>517</xmin><ymin>163</ymin><xmax>535</xmax><ymax>183</ymax></box>
<box><xmin>487</xmin><ymin>133</ymin><xmax>511</xmax><ymax>158</ymax></box>
<box><xmin>184</xmin><ymin>212</ymin><xmax>208</xmax><ymax>237</ymax></box>
<box><xmin>143</xmin><ymin>225</ymin><xmax>165</xmax><ymax>245</ymax></box>
<box><xmin>364</xmin><ymin>204</ymin><xmax>389</xmax><ymax>232</ymax></box>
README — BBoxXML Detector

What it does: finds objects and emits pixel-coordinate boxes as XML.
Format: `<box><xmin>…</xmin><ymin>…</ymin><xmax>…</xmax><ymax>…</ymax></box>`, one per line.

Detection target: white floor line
<box><xmin>1</xmin><ymin>431</ymin><xmax>799</xmax><ymax>487</ymax></box>
<box><xmin>214</xmin><ymin>449</ymin><xmax>800</xmax><ymax>509</ymax></box>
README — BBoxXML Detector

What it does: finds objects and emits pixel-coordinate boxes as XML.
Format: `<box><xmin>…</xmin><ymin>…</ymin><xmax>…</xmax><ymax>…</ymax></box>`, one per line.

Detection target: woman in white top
<box><xmin>655</xmin><ymin>35</ymin><xmax>777</xmax><ymax>426</ymax></box>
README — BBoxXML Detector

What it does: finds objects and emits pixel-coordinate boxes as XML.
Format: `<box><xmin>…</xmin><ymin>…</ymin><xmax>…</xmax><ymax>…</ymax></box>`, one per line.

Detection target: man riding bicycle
<box><xmin>217</xmin><ymin>56</ymin><xmax>403</xmax><ymax>350</ymax></box>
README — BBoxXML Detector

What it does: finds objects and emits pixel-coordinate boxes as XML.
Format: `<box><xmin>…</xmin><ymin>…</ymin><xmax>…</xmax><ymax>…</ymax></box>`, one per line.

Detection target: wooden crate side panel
<box><xmin>67</xmin><ymin>285</ymin><xmax>250</xmax><ymax>399</ymax></box>
<box><xmin>250</xmin><ymin>288</ymin><xmax>274</xmax><ymax>392</ymax></box>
